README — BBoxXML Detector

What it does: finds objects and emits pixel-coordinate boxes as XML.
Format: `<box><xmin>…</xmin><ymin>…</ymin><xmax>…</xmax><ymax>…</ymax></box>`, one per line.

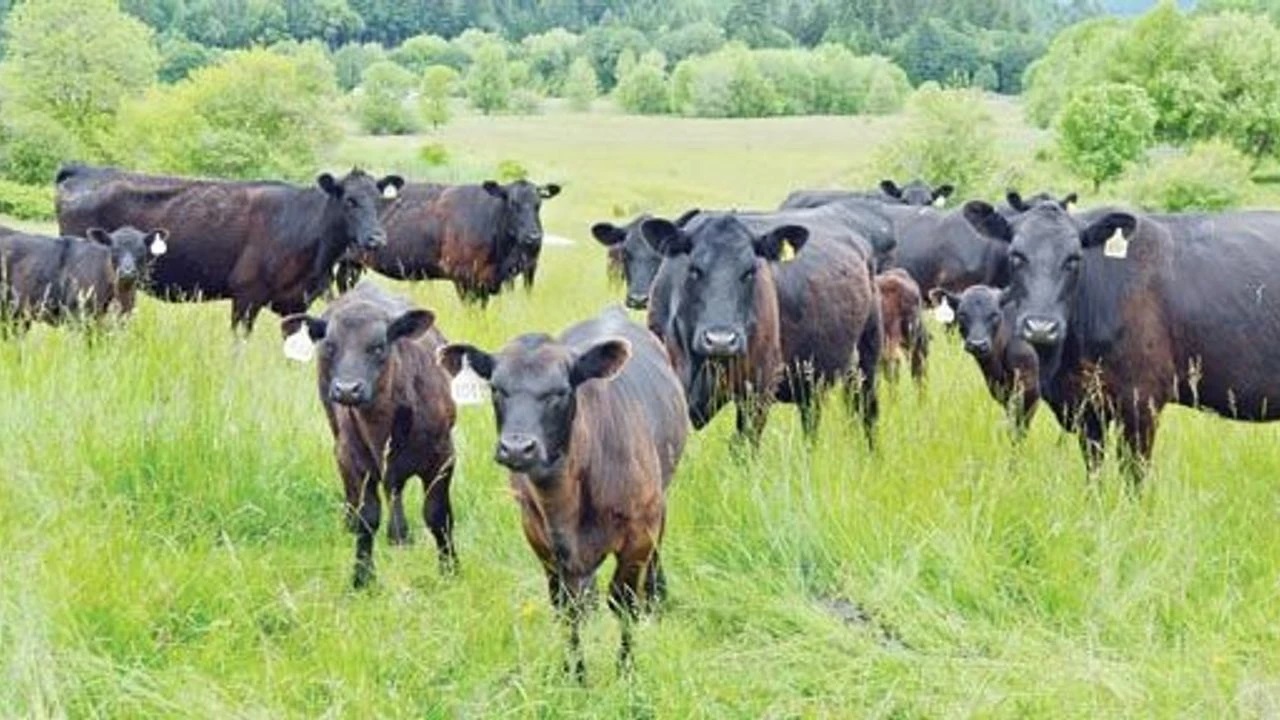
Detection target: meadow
<box><xmin>4</xmin><ymin>102</ymin><xmax>1280</xmax><ymax>718</ymax></box>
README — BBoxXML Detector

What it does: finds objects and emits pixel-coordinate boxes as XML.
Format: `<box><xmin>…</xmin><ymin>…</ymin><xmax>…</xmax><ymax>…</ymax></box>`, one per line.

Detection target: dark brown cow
<box><xmin>964</xmin><ymin>202</ymin><xmax>1280</xmax><ymax>488</ymax></box>
<box><xmin>338</xmin><ymin>179</ymin><xmax>560</xmax><ymax>305</ymax></box>
<box><xmin>0</xmin><ymin>226</ymin><xmax>167</xmax><ymax>332</ymax></box>
<box><xmin>643</xmin><ymin>212</ymin><xmax>881</xmax><ymax>444</ymax></box>
<box><xmin>57</xmin><ymin>164</ymin><xmax>402</xmax><ymax>334</ymax></box>
<box><xmin>937</xmin><ymin>285</ymin><xmax>1039</xmax><ymax>437</ymax></box>
<box><xmin>875</xmin><ymin>268</ymin><xmax>928</xmax><ymax>386</ymax></box>
<box><xmin>281</xmin><ymin>281</ymin><xmax>456</xmax><ymax>588</ymax></box>
<box><xmin>440</xmin><ymin>307</ymin><xmax>687</xmax><ymax>682</ymax></box>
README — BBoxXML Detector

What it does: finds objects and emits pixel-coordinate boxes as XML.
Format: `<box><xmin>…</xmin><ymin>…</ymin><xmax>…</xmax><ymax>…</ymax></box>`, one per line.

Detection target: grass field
<box><xmin>4</xmin><ymin>103</ymin><xmax>1280</xmax><ymax>718</ymax></box>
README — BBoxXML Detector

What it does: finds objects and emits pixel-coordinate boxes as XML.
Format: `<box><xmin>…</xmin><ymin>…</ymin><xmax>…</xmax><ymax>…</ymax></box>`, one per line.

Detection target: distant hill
<box><xmin>1103</xmin><ymin>0</ymin><xmax>1195</xmax><ymax>14</ymax></box>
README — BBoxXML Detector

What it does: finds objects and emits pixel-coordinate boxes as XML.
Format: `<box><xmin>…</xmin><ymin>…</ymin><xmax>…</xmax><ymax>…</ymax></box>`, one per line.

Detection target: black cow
<box><xmin>57</xmin><ymin>165</ymin><xmax>402</xmax><ymax>334</ymax></box>
<box><xmin>338</xmin><ymin>179</ymin><xmax>561</xmax><ymax>305</ymax></box>
<box><xmin>592</xmin><ymin>209</ymin><xmax>700</xmax><ymax>310</ymax></box>
<box><xmin>642</xmin><ymin>212</ymin><xmax>881</xmax><ymax>444</ymax></box>
<box><xmin>964</xmin><ymin>202</ymin><xmax>1280</xmax><ymax>488</ymax></box>
<box><xmin>780</xmin><ymin>178</ymin><xmax>955</xmax><ymax>211</ymax></box>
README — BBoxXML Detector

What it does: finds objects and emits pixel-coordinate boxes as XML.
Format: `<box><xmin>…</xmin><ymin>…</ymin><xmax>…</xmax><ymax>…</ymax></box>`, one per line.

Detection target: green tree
<box><xmin>657</xmin><ymin>21</ymin><xmax>726</xmax><ymax>63</ymax></box>
<box><xmin>391</xmin><ymin>33</ymin><xmax>469</xmax><ymax>74</ymax></box>
<box><xmin>157</xmin><ymin>33</ymin><xmax>220</xmax><ymax>84</ymax></box>
<box><xmin>582</xmin><ymin>25</ymin><xmax>649</xmax><ymax>91</ymax></box>
<box><xmin>521</xmin><ymin>28</ymin><xmax>581</xmax><ymax>94</ymax></box>
<box><xmin>419</xmin><ymin>65</ymin><xmax>457</xmax><ymax>128</ymax></box>
<box><xmin>875</xmin><ymin>86</ymin><xmax>998</xmax><ymax>196</ymax></box>
<box><xmin>0</xmin><ymin>0</ymin><xmax>158</xmax><ymax>157</ymax></box>
<box><xmin>614</xmin><ymin>50</ymin><xmax>671</xmax><ymax>114</ymax></box>
<box><xmin>355</xmin><ymin>60</ymin><xmax>419</xmax><ymax>135</ymax></box>
<box><xmin>332</xmin><ymin>42</ymin><xmax>386</xmax><ymax>92</ymax></box>
<box><xmin>1058</xmin><ymin>82</ymin><xmax>1156</xmax><ymax>189</ymax></box>
<box><xmin>564</xmin><ymin>55</ymin><xmax>600</xmax><ymax>111</ymax></box>
<box><xmin>466</xmin><ymin>43</ymin><xmax>511</xmax><ymax>115</ymax></box>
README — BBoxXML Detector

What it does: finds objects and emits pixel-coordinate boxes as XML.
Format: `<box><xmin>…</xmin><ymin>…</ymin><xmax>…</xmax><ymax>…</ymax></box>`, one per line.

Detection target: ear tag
<box><xmin>932</xmin><ymin>196</ymin><xmax>947</xmax><ymax>208</ymax></box>
<box><xmin>283</xmin><ymin>327</ymin><xmax>315</xmax><ymax>362</ymax></box>
<box><xmin>1104</xmin><ymin>228</ymin><xmax>1129</xmax><ymax>259</ymax></box>
<box><xmin>149</xmin><ymin>237</ymin><xmax>168</xmax><ymax>256</ymax></box>
<box><xmin>382</xmin><ymin>184</ymin><xmax>399</xmax><ymax>200</ymax></box>
<box><xmin>934</xmin><ymin>302</ymin><xmax>955</xmax><ymax>325</ymax></box>
<box><xmin>780</xmin><ymin>241</ymin><xmax>796</xmax><ymax>261</ymax></box>
<box><xmin>450</xmin><ymin>356</ymin><xmax>489</xmax><ymax>406</ymax></box>
<box><xmin>1064</xmin><ymin>200</ymin><xmax>1077</xmax><ymax>213</ymax></box>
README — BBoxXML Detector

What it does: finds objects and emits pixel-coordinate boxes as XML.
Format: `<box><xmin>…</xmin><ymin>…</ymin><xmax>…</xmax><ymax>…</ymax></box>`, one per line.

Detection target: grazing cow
<box><xmin>642</xmin><ymin>212</ymin><xmax>881</xmax><ymax>444</ymax></box>
<box><xmin>280</xmin><ymin>282</ymin><xmax>456</xmax><ymax>588</ymax></box>
<box><xmin>963</xmin><ymin>202</ymin><xmax>1280</xmax><ymax>488</ymax></box>
<box><xmin>439</xmin><ymin>307</ymin><xmax>687</xmax><ymax>682</ymax></box>
<box><xmin>0</xmin><ymin>226</ymin><xmax>168</xmax><ymax>332</ymax></box>
<box><xmin>338</xmin><ymin>179</ymin><xmax>561</xmax><ymax>305</ymax></box>
<box><xmin>937</xmin><ymin>285</ymin><xmax>1039</xmax><ymax>436</ymax></box>
<box><xmin>57</xmin><ymin>164</ymin><xmax>402</xmax><ymax>334</ymax></box>
<box><xmin>780</xmin><ymin>178</ymin><xmax>955</xmax><ymax>210</ymax></box>
<box><xmin>875</xmin><ymin>268</ymin><xmax>928</xmax><ymax>386</ymax></box>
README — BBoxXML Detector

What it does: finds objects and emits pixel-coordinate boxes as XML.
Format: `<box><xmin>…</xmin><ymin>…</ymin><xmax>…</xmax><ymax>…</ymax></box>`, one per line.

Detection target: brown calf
<box><xmin>440</xmin><ymin>307</ymin><xmax>687</xmax><ymax>682</ymax></box>
<box><xmin>281</xmin><ymin>281</ymin><xmax>457</xmax><ymax>588</ymax></box>
<box><xmin>875</xmin><ymin>268</ymin><xmax>928</xmax><ymax>386</ymax></box>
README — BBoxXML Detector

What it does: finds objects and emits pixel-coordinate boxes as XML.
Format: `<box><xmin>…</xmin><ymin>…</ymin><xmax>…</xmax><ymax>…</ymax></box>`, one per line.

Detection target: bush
<box><xmin>521</xmin><ymin>28</ymin><xmax>581</xmax><ymax>95</ymax></box>
<box><xmin>419</xmin><ymin>65</ymin><xmax>457</xmax><ymax>129</ymax></box>
<box><xmin>392</xmin><ymin>34</ymin><xmax>470</xmax><ymax>74</ymax></box>
<box><xmin>115</xmin><ymin>48</ymin><xmax>341</xmax><ymax>180</ymax></box>
<box><xmin>496</xmin><ymin>159</ymin><xmax>528</xmax><ymax>182</ymax></box>
<box><xmin>875</xmin><ymin>86</ymin><xmax>997</xmax><ymax>197</ymax></box>
<box><xmin>657</xmin><ymin>21</ymin><xmax>726</xmax><ymax>63</ymax></box>
<box><xmin>158</xmin><ymin>33</ymin><xmax>220</xmax><ymax>84</ymax></box>
<box><xmin>333</xmin><ymin>42</ymin><xmax>386</xmax><ymax>92</ymax></box>
<box><xmin>509</xmin><ymin>89</ymin><xmax>544</xmax><ymax>115</ymax></box>
<box><xmin>754</xmin><ymin>49</ymin><xmax>816</xmax><ymax>114</ymax></box>
<box><xmin>614</xmin><ymin>52</ymin><xmax>671</xmax><ymax>115</ymax></box>
<box><xmin>1058</xmin><ymin>82</ymin><xmax>1157</xmax><ymax>190</ymax></box>
<box><xmin>862</xmin><ymin>57</ymin><xmax>911</xmax><ymax>114</ymax></box>
<box><xmin>1022</xmin><ymin>17</ymin><xmax>1127</xmax><ymax>128</ymax></box>
<box><xmin>563</xmin><ymin>56</ymin><xmax>599</xmax><ymax>111</ymax></box>
<box><xmin>466</xmin><ymin>44</ymin><xmax>511</xmax><ymax>115</ymax></box>
<box><xmin>0</xmin><ymin>113</ymin><xmax>85</xmax><ymax>185</ymax></box>
<box><xmin>1125</xmin><ymin>140</ymin><xmax>1252</xmax><ymax>211</ymax></box>
<box><xmin>583</xmin><ymin>25</ymin><xmax>650</xmax><ymax>91</ymax></box>
<box><xmin>671</xmin><ymin>45</ymin><xmax>775</xmax><ymax>118</ymax></box>
<box><xmin>355</xmin><ymin>61</ymin><xmax>420</xmax><ymax>135</ymax></box>
<box><xmin>419</xmin><ymin>143</ymin><xmax>449</xmax><ymax>167</ymax></box>
<box><xmin>0</xmin><ymin>180</ymin><xmax>55</xmax><ymax>220</ymax></box>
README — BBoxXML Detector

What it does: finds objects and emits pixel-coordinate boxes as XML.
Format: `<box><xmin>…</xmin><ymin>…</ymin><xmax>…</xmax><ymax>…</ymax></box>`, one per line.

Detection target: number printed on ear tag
<box><xmin>450</xmin><ymin>357</ymin><xmax>489</xmax><ymax>406</ymax></box>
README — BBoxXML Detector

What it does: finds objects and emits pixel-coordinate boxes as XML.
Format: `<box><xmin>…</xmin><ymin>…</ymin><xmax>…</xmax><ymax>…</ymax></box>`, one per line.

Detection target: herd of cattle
<box><xmin>5</xmin><ymin>164</ymin><xmax>1280</xmax><ymax>679</ymax></box>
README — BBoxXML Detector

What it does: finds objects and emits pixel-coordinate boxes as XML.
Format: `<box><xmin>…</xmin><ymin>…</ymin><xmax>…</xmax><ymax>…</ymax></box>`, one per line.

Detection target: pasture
<box><xmin>4</xmin><ymin>103</ymin><xmax>1280</xmax><ymax>718</ymax></box>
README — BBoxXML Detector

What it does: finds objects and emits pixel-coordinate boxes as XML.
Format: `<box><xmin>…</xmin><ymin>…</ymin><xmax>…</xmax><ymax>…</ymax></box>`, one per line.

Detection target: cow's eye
<box><xmin>1009</xmin><ymin>252</ymin><xmax>1027</xmax><ymax>270</ymax></box>
<box><xmin>346</xmin><ymin>198</ymin><xmax>358</xmax><ymax>209</ymax></box>
<box><xmin>1063</xmin><ymin>255</ymin><xmax>1081</xmax><ymax>272</ymax></box>
<box><xmin>741</xmin><ymin>268</ymin><xmax>755</xmax><ymax>283</ymax></box>
<box><xmin>368</xmin><ymin>342</ymin><xmax>386</xmax><ymax>356</ymax></box>
<box><xmin>688</xmin><ymin>266</ymin><xmax>704</xmax><ymax>282</ymax></box>
<box><xmin>988</xmin><ymin>312</ymin><xmax>1000</xmax><ymax>325</ymax></box>
<box><xmin>542</xmin><ymin>389</ymin><xmax>569</xmax><ymax>402</ymax></box>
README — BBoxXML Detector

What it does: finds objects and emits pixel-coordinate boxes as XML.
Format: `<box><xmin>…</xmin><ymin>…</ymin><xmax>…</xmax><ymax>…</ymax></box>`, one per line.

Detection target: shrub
<box><xmin>0</xmin><ymin>113</ymin><xmax>85</xmax><ymax>185</ymax></box>
<box><xmin>0</xmin><ymin>179</ymin><xmax>55</xmax><ymax>221</ymax></box>
<box><xmin>1125</xmin><ymin>140</ymin><xmax>1252</xmax><ymax>211</ymax></box>
<box><xmin>392</xmin><ymin>34</ymin><xmax>470</xmax><ymax>74</ymax></box>
<box><xmin>875</xmin><ymin>86</ymin><xmax>997</xmax><ymax>197</ymax></box>
<box><xmin>332</xmin><ymin>42</ymin><xmax>387</xmax><ymax>92</ymax></box>
<box><xmin>1058</xmin><ymin>82</ymin><xmax>1157</xmax><ymax>190</ymax></box>
<box><xmin>521</xmin><ymin>28</ymin><xmax>581</xmax><ymax>95</ymax></box>
<box><xmin>563</xmin><ymin>56</ymin><xmax>599</xmax><ymax>111</ymax></box>
<box><xmin>657</xmin><ymin>21</ymin><xmax>726</xmax><ymax>63</ymax></box>
<box><xmin>158</xmin><ymin>33</ymin><xmax>220</xmax><ymax>84</ymax></box>
<box><xmin>614</xmin><ymin>52</ymin><xmax>671</xmax><ymax>115</ymax></box>
<box><xmin>509</xmin><ymin>89</ymin><xmax>544</xmax><ymax>115</ymax></box>
<box><xmin>419</xmin><ymin>65</ymin><xmax>457</xmax><ymax>129</ymax></box>
<box><xmin>496</xmin><ymin>159</ymin><xmax>528</xmax><ymax>182</ymax></box>
<box><xmin>355</xmin><ymin>61</ymin><xmax>420</xmax><ymax>135</ymax></box>
<box><xmin>419</xmin><ymin>143</ymin><xmax>449</xmax><ymax>167</ymax></box>
<box><xmin>466</xmin><ymin>44</ymin><xmax>511</xmax><ymax>115</ymax></box>
<box><xmin>862</xmin><ymin>57</ymin><xmax>911</xmax><ymax>114</ymax></box>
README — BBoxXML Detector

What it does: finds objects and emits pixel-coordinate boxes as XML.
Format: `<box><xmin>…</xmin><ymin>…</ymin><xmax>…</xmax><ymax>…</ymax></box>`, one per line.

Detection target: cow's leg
<box><xmin>230</xmin><ymin>296</ymin><xmax>264</xmax><ymax>337</ymax></box>
<box><xmin>382</xmin><ymin>459</ymin><xmax>413</xmax><ymax>547</ymax></box>
<box><xmin>910</xmin><ymin>323</ymin><xmax>929</xmax><ymax>387</ymax></box>
<box><xmin>851</xmin><ymin>315</ymin><xmax>882</xmax><ymax>449</ymax></box>
<box><xmin>421</xmin><ymin>458</ymin><xmax>457</xmax><ymax>574</ymax></box>
<box><xmin>339</xmin><ymin>452</ymin><xmax>382</xmax><ymax>589</ymax></box>
<box><xmin>1118</xmin><ymin>399</ymin><xmax>1160</xmax><ymax>495</ymax></box>
<box><xmin>642</xmin><ymin>515</ymin><xmax>667</xmax><ymax>612</ymax></box>
<box><xmin>1075</xmin><ymin>405</ymin><xmax>1108</xmax><ymax>481</ymax></box>
<box><xmin>734</xmin><ymin>395</ymin><xmax>769</xmax><ymax>450</ymax></box>
<box><xmin>797</xmin><ymin>385</ymin><xmax>823</xmax><ymax>441</ymax></box>
<box><xmin>546</xmin><ymin>568</ymin><xmax>587</xmax><ymax>684</ymax></box>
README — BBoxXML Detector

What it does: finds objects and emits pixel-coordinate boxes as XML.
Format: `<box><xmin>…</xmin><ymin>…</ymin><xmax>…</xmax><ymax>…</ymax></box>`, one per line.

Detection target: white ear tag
<box><xmin>1064</xmin><ymin>200</ymin><xmax>1077</xmax><ymax>213</ymax></box>
<box><xmin>932</xmin><ymin>196</ymin><xmax>947</xmax><ymax>208</ymax></box>
<box><xmin>382</xmin><ymin>184</ymin><xmax>399</xmax><ymax>200</ymax></box>
<box><xmin>283</xmin><ymin>327</ymin><xmax>315</xmax><ymax>362</ymax></box>
<box><xmin>450</xmin><ymin>357</ymin><xmax>489</xmax><ymax>406</ymax></box>
<box><xmin>149</xmin><ymin>238</ymin><xmax>168</xmax><ymax>256</ymax></box>
<box><xmin>934</xmin><ymin>302</ymin><xmax>955</xmax><ymax>325</ymax></box>
<box><xmin>1104</xmin><ymin>228</ymin><xmax>1129</xmax><ymax>259</ymax></box>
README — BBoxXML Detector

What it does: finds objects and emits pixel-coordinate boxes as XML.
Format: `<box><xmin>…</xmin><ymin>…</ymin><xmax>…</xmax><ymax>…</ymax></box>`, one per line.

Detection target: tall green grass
<box><xmin>2</xmin><ymin>105</ymin><xmax>1279</xmax><ymax>717</ymax></box>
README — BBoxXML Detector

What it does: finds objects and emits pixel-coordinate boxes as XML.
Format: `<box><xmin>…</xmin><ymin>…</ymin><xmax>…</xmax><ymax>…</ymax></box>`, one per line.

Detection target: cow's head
<box><xmin>882</xmin><ymin>179</ymin><xmax>954</xmax><ymax>207</ymax></box>
<box><xmin>592</xmin><ymin>216</ymin><xmax>659</xmax><ymax>310</ymax></box>
<box><xmin>641</xmin><ymin>213</ymin><xmax>801</xmax><ymax>359</ymax></box>
<box><xmin>439</xmin><ymin>334</ymin><xmax>630</xmax><ymax>481</ymax></box>
<box><xmin>965</xmin><ymin>201</ymin><xmax>1135</xmax><ymax>350</ymax></box>
<box><xmin>281</xmin><ymin>301</ymin><xmax>435</xmax><ymax>407</ymax></box>
<box><xmin>1004</xmin><ymin>190</ymin><xmax>1080</xmax><ymax>216</ymax></box>
<box><xmin>87</xmin><ymin>225</ymin><xmax>168</xmax><ymax>290</ymax></box>
<box><xmin>318</xmin><ymin>169</ymin><xmax>404</xmax><ymax>251</ymax></box>
<box><xmin>942</xmin><ymin>285</ymin><xmax>1006</xmax><ymax>359</ymax></box>
<box><xmin>483</xmin><ymin>179</ymin><xmax>561</xmax><ymax>250</ymax></box>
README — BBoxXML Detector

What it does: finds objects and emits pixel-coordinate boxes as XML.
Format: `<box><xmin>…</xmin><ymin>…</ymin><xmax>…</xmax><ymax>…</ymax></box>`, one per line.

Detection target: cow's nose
<box><xmin>1021</xmin><ymin>317</ymin><xmax>1061</xmax><ymax>345</ymax></box>
<box><xmin>523</xmin><ymin>232</ymin><xmax>543</xmax><ymax>246</ymax></box>
<box><xmin>625</xmin><ymin>293</ymin><xmax>648</xmax><ymax>310</ymax></box>
<box><xmin>496</xmin><ymin>434</ymin><xmax>539</xmax><ymax>468</ymax></box>
<box><xmin>702</xmin><ymin>328</ymin><xmax>742</xmax><ymax>356</ymax></box>
<box><xmin>964</xmin><ymin>338</ymin><xmax>992</xmax><ymax>356</ymax></box>
<box><xmin>363</xmin><ymin>231</ymin><xmax>387</xmax><ymax>249</ymax></box>
<box><xmin>330</xmin><ymin>379</ymin><xmax>367</xmax><ymax>405</ymax></box>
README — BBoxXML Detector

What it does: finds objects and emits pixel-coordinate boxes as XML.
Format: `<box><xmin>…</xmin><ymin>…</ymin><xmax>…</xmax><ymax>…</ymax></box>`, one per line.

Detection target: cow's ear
<box><xmin>673</xmin><ymin>208</ymin><xmax>701</xmax><ymax>227</ymax></box>
<box><xmin>591</xmin><ymin>223</ymin><xmax>627</xmax><ymax>247</ymax></box>
<box><xmin>1081</xmin><ymin>213</ymin><xmax>1137</xmax><ymax>249</ymax></box>
<box><xmin>933</xmin><ymin>184</ymin><xmax>955</xmax><ymax>201</ymax></box>
<box><xmin>281</xmin><ymin>314</ymin><xmax>327</xmax><ymax>341</ymax></box>
<box><xmin>437</xmin><ymin>343</ymin><xmax>494</xmax><ymax>379</ymax></box>
<box><xmin>540</xmin><ymin>183</ymin><xmax>561</xmax><ymax>199</ymax></box>
<box><xmin>377</xmin><ymin>174</ymin><xmax>405</xmax><ymax>199</ymax></box>
<box><xmin>86</xmin><ymin>228</ymin><xmax>113</xmax><ymax>246</ymax></box>
<box><xmin>880</xmin><ymin>180</ymin><xmax>902</xmax><ymax>199</ymax></box>
<box><xmin>640</xmin><ymin>218</ymin><xmax>691</xmax><ymax>256</ymax></box>
<box><xmin>755</xmin><ymin>224</ymin><xmax>808</xmax><ymax>261</ymax></box>
<box><xmin>1006</xmin><ymin>190</ymin><xmax>1027</xmax><ymax>212</ymax></box>
<box><xmin>387</xmin><ymin>309</ymin><xmax>435</xmax><ymax>343</ymax></box>
<box><xmin>942</xmin><ymin>290</ymin><xmax>962</xmax><ymax>310</ymax></box>
<box><xmin>570</xmin><ymin>338</ymin><xmax>631</xmax><ymax>386</ymax></box>
<box><xmin>1062</xmin><ymin>193</ymin><xmax>1079</xmax><ymax>212</ymax></box>
<box><xmin>482</xmin><ymin>180</ymin><xmax>507</xmax><ymax>200</ymax></box>
<box><xmin>317</xmin><ymin>173</ymin><xmax>342</xmax><ymax>197</ymax></box>
<box><xmin>964</xmin><ymin>201</ymin><xmax>1013</xmax><ymax>243</ymax></box>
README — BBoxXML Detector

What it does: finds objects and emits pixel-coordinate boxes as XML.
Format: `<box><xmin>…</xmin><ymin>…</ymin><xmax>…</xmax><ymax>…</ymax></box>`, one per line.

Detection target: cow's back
<box><xmin>377</xmin><ymin>183</ymin><xmax>504</xmax><ymax>287</ymax></box>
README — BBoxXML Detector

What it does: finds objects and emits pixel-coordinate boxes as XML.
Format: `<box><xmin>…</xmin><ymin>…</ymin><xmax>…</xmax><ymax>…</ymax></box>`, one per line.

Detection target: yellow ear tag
<box><xmin>1104</xmin><ymin>228</ymin><xmax>1129</xmax><ymax>259</ymax></box>
<box><xmin>780</xmin><ymin>242</ymin><xmax>796</xmax><ymax>261</ymax></box>
<box><xmin>449</xmin><ymin>356</ymin><xmax>489</xmax><ymax>406</ymax></box>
